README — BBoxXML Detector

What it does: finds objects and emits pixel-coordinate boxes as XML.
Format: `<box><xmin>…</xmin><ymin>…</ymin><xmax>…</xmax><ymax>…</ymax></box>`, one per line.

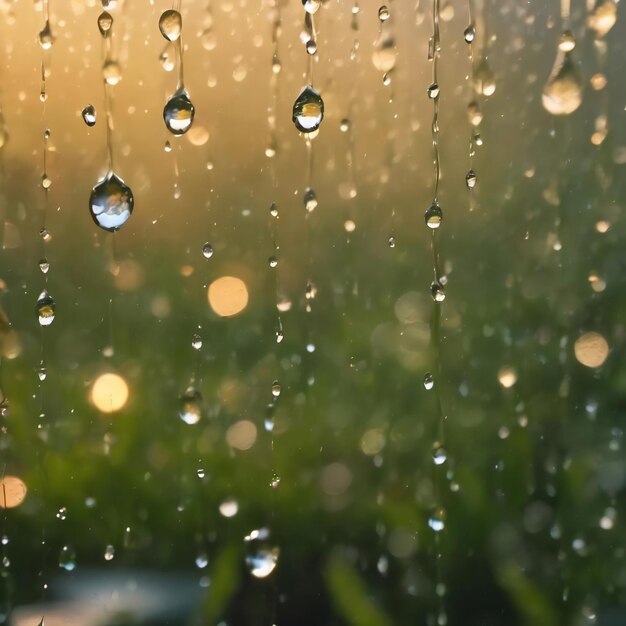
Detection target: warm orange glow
<box><xmin>90</xmin><ymin>372</ymin><xmax>130</xmax><ymax>413</ymax></box>
<box><xmin>574</xmin><ymin>332</ymin><xmax>609</xmax><ymax>368</ymax></box>
<box><xmin>208</xmin><ymin>276</ymin><xmax>249</xmax><ymax>317</ymax></box>
<box><xmin>226</xmin><ymin>420</ymin><xmax>257</xmax><ymax>450</ymax></box>
<box><xmin>0</xmin><ymin>475</ymin><xmax>28</xmax><ymax>509</ymax></box>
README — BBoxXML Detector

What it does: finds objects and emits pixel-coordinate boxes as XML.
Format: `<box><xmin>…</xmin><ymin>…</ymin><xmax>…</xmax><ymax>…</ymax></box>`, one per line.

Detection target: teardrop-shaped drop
<box><xmin>424</xmin><ymin>202</ymin><xmax>442</xmax><ymax>229</ymax></box>
<box><xmin>292</xmin><ymin>85</ymin><xmax>324</xmax><ymax>133</ymax></box>
<box><xmin>97</xmin><ymin>11</ymin><xmax>113</xmax><ymax>37</ymax></box>
<box><xmin>159</xmin><ymin>9</ymin><xmax>182</xmax><ymax>42</ymax></box>
<box><xmin>36</xmin><ymin>290</ymin><xmax>55</xmax><ymax>326</ymax></box>
<box><xmin>89</xmin><ymin>172</ymin><xmax>134</xmax><ymax>232</ymax></box>
<box><xmin>179</xmin><ymin>386</ymin><xmax>202</xmax><ymax>425</ymax></box>
<box><xmin>587</xmin><ymin>0</ymin><xmax>617</xmax><ymax>39</ymax></box>
<box><xmin>303</xmin><ymin>187</ymin><xmax>318</xmax><ymax>212</ymax></box>
<box><xmin>302</xmin><ymin>0</ymin><xmax>321</xmax><ymax>15</ymax></box>
<box><xmin>463</xmin><ymin>23</ymin><xmax>475</xmax><ymax>43</ymax></box>
<box><xmin>542</xmin><ymin>51</ymin><xmax>583</xmax><ymax>116</ymax></box>
<box><xmin>473</xmin><ymin>57</ymin><xmax>496</xmax><ymax>96</ymax></box>
<box><xmin>163</xmin><ymin>90</ymin><xmax>195</xmax><ymax>135</ymax></box>
<box><xmin>38</xmin><ymin>20</ymin><xmax>54</xmax><ymax>50</ymax></box>
<box><xmin>465</xmin><ymin>169</ymin><xmax>477</xmax><ymax>190</ymax></box>
<box><xmin>372</xmin><ymin>33</ymin><xmax>397</xmax><ymax>73</ymax></box>
<box><xmin>431</xmin><ymin>281</ymin><xmax>446</xmax><ymax>302</ymax></box>
<box><xmin>102</xmin><ymin>59</ymin><xmax>122</xmax><ymax>86</ymax></box>
<box><xmin>82</xmin><ymin>104</ymin><xmax>97</xmax><ymax>127</ymax></box>
<box><xmin>558</xmin><ymin>30</ymin><xmax>576</xmax><ymax>52</ymax></box>
<box><xmin>378</xmin><ymin>5</ymin><xmax>390</xmax><ymax>21</ymax></box>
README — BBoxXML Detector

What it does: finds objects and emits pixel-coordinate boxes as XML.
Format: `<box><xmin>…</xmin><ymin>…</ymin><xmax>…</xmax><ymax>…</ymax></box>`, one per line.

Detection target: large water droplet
<box><xmin>97</xmin><ymin>11</ymin><xmax>113</xmax><ymax>37</ymax></box>
<box><xmin>36</xmin><ymin>290</ymin><xmax>55</xmax><ymax>326</ymax></box>
<box><xmin>372</xmin><ymin>33</ymin><xmax>397</xmax><ymax>73</ymax></box>
<box><xmin>82</xmin><ymin>105</ymin><xmax>96</xmax><ymax>127</ymax></box>
<box><xmin>89</xmin><ymin>172</ymin><xmax>134</xmax><ymax>232</ymax></box>
<box><xmin>244</xmin><ymin>528</ymin><xmax>279</xmax><ymax>578</ymax></box>
<box><xmin>473</xmin><ymin>57</ymin><xmax>496</xmax><ymax>96</ymax></box>
<box><xmin>163</xmin><ymin>90</ymin><xmax>195</xmax><ymax>135</ymax></box>
<box><xmin>542</xmin><ymin>51</ymin><xmax>583</xmax><ymax>116</ymax></box>
<box><xmin>102</xmin><ymin>59</ymin><xmax>122</xmax><ymax>86</ymax></box>
<box><xmin>159</xmin><ymin>9</ymin><xmax>182</xmax><ymax>42</ymax></box>
<box><xmin>292</xmin><ymin>85</ymin><xmax>324</xmax><ymax>133</ymax></box>
<box><xmin>38</xmin><ymin>20</ymin><xmax>54</xmax><ymax>49</ymax></box>
<box><xmin>378</xmin><ymin>5</ymin><xmax>390</xmax><ymax>21</ymax></box>
<box><xmin>179</xmin><ymin>386</ymin><xmax>202</xmax><ymax>425</ymax></box>
<box><xmin>425</xmin><ymin>202</ymin><xmax>442</xmax><ymax>229</ymax></box>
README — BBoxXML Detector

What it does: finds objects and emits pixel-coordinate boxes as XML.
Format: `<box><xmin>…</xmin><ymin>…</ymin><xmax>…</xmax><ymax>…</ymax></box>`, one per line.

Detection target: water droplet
<box><xmin>559</xmin><ymin>30</ymin><xmax>576</xmax><ymax>52</ymax></box>
<box><xmin>38</xmin><ymin>20</ymin><xmax>54</xmax><ymax>50</ymax></box>
<box><xmin>275</xmin><ymin>329</ymin><xmax>284</xmax><ymax>343</ymax></box>
<box><xmin>423</xmin><ymin>372</ymin><xmax>434</xmax><ymax>390</ymax></box>
<box><xmin>425</xmin><ymin>202</ymin><xmax>442</xmax><ymax>229</ymax></box>
<box><xmin>473</xmin><ymin>57</ymin><xmax>496</xmax><ymax>97</ymax></box>
<box><xmin>179</xmin><ymin>386</ymin><xmax>202</xmax><ymax>425</ymax></box>
<box><xmin>159</xmin><ymin>43</ymin><xmax>176</xmax><ymax>72</ymax></box>
<box><xmin>37</xmin><ymin>366</ymin><xmax>47</xmax><ymax>382</ymax></box>
<box><xmin>269</xmin><ymin>203</ymin><xmax>279</xmax><ymax>218</ymax></box>
<box><xmin>432</xmin><ymin>442</ymin><xmax>447</xmax><ymax>465</ymax></box>
<box><xmin>268</xmin><ymin>255</ymin><xmax>278</xmax><ymax>268</ymax></box>
<box><xmin>40</xmin><ymin>228</ymin><xmax>52</xmax><ymax>242</ymax></box>
<box><xmin>302</xmin><ymin>0</ymin><xmax>321</xmax><ymax>14</ymax></box>
<box><xmin>244</xmin><ymin>528</ymin><xmax>279</xmax><ymax>578</ymax></box>
<box><xmin>159</xmin><ymin>9</ymin><xmax>182</xmax><ymax>42</ymax></box>
<box><xmin>89</xmin><ymin>172</ymin><xmax>134</xmax><ymax>232</ymax></box>
<box><xmin>272</xmin><ymin>55</ymin><xmax>281</xmax><ymax>74</ymax></box>
<box><xmin>56</xmin><ymin>506</ymin><xmax>67</xmax><ymax>520</ymax></box>
<box><xmin>201</xmin><ymin>242</ymin><xmax>213</xmax><ymax>259</ymax></box>
<box><xmin>39</xmin><ymin>259</ymin><xmax>50</xmax><ymax>274</ymax></box>
<box><xmin>306</xmin><ymin>39</ymin><xmax>317</xmax><ymax>55</ymax></box>
<box><xmin>587</xmin><ymin>0</ymin><xmax>617</xmax><ymax>39</ymax></box>
<box><xmin>270</xmin><ymin>472</ymin><xmax>281</xmax><ymax>488</ymax></box>
<box><xmin>388</xmin><ymin>235</ymin><xmax>396</xmax><ymax>247</ymax></box>
<box><xmin>431</xmin><ymin>281</ymin><xmax>446</xmax><ymax>302</ymax></box>
<box><xmin>292</xmin><ymin>85</ymin><xmax>324</xmax><ymax>133</ymax></box>
<box><xmin>1</xmin><ymin>535</ymin><xmax>8</xmax><ymax>546</ymax></box>
<box><xmin>372</xmin><ymin>33</ymin><xmax>397</xmax><ymax>73</ymax></box>
<box><xmin>191</xmin><ymin>334</ymin><xmax>202</xmax><ymax>350</ymax></box>
<box><xmin>304</xmin><ymin>187</ymin><xmax>318</xmax><ymax>212</ymax></box>
<box><xmin>465</xmin><ymin>169</ymin><xmax>477</xmax><ymax>190</ymax></box>
<box><xmin>195</xmin><ymin>553</ymin><xmax>209</xmax><ymax>568</ymax></box>
<box><xmin>271</xmin><ymin>381</ymin><xmax>281</xmax><ymax>398</ymax></box>
<box><xmin>219</xmin><ymin>498</ymin><xmax>239</xmax><ymax>517</ymax></box>
<box><xmin>58</xmin><ymin>544</ymin><xmax>76</xmax><ymax>571</ymax></box>
<box><xmin>104</xmin><ymin>545</ymin><xmax>115</xmax><ymax>561</ymax></box>
<box><xmin>467</xmin><ymin>101</ymin><xmax>483</xmax><ymax>126</ymax></box>
<box><xmin>542</xmin><ymin>51</ymin><xmax>583</xmax><ymax>116</ymax></box>
<box><xmin>102</xmin><ymin>59</ymin><xmax>122</xmax><ymax>86</ymax></box>
<box><xmin>463</xmin><ymin>23</ymin><xmax>475</xmax><ymax>43</ymax></box>
<box><xmin>427</xmin><ymin>82</ymin><xmax>440</xmax><ymax>99</ymax></box>
<box><xmin>428</xmin><ymin>509</ymin><xmax>445</xmax><ymax>532</ymax></box>
<box><xmin>82</xmin><ymin>105</ymin><xmax>96</xmax><ymax>127</ymax></box>
<box><xmin>378</xmin><ymin>5</ymin><xmax>390</xmax><ymax>21</ymax></box>
<box><xmin>163</xmin><ymin>89</ymin><xmax>195</xmax><ymax>135</ymax></box>
<box><xmin>97</xmin><ymin>11</ymin><xmax>113</xmax><ymax>37</ymax></box>
<box><xmin>197</xmin><ymin>468</ymin><xmax>205</xmax><ymax>478</ymax></box>
<box><xmin>36</xmin><ymin>290</ymin><xmax>55</xmax><ymax>326</ymax></box>
<box><xmin>339</xmin><ymin>118</ymin><xmax>350</xmax><ymax>133</ymax></box>
<box><xmin>41</xmin><ymin>174</ymin><xmax>52</xmax><ymax>190</ymax></box>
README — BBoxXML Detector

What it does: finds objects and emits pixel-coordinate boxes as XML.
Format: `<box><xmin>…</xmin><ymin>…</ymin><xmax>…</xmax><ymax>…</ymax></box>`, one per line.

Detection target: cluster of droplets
<box><xmin>463</xmin><ymin>1</ymin><xmax>478</xmax><ymax>198</ymax></box>
<box><xmin>372</xmin><ymin>4</ymin><xmax>397</xmax><ymax>86</ymax></box>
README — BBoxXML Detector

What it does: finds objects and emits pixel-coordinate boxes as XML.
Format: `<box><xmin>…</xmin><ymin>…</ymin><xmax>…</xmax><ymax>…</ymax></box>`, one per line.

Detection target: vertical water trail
<box><xmin>464</xmin><ymin>0</ymin><xmax>478</xmax><ymax>208</ymax></box>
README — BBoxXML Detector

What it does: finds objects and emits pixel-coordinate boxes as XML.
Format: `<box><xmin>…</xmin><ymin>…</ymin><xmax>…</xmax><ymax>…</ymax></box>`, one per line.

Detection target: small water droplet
<box><xmin>425</xmin><ymin>202</ymin><xmax>442</xmax><ymax>229</ymax></box>
<box><xmin>197</xmin><ymin>468</ymin><xmax>205</xmax><ymax>479</ymax></box>
<box><xmin>432</xmin><ymin>442</ymin><xmax>447</xmax><ymax>465</ymax></box>
<box><xmin>559</xmin><ymin>30</ymin><xmax>576</xmax><ymax>52</ymax></box>
<box><xmin>378</xmin><ymin>5</ymin><xmax>390</xmax><ymax>21</ymax></box>
<box><xmin>89</xmin><ymin>172</ymin><xmax>134</xmax><ymax>232</ymax></box>
<box><xmin>39</xmin><ymin>259</ymin><xmax>50</xmax><ymax>274</ymax></box>
<box><xmin>244</xmin><ymin>528</ymin><xmax>279</xmax><ymax>578</ymax></box>
<box><xmin>372</xmin><ymin>34</ymin><xmax>397</xmax><ymax>73</ymax></box>
<box><xmin>272</xmin><ymin>54</ymin><xmax>281</xmax><ymax>74</ymax></box>
<box><xmin>473</xmin><ymin>57</ymin><xmax>496</xmax><ymax>97</ymax></box>
<box><xmin>464</xmin><ymin>23</ymin><xmax>475</xmax><ymax>43</ymax></box>
<box><xmin>38</xmin><ymin>20</ymin><xmax>54</xmax><ymax>49</ymax></box>
<box><xmin>102</xmin><ymin>59</ymin><xmax>122</xmax><ymax>86</ymax></box>
<box><xmin>97</xmin><ymin>11</ymin><xmax>113</xmax><ymax>37</ymax></box>
<box><xmin>271</xmin><ymin>381</ymin><xmax>281</xmax><ymax>398</ymax></box>
<box><xmin>201</xmin><ymin>242</ymin><xmax>213</xmax><ymax>259</ymax></box>
<box><xmin>269</xmin><ymin>202</ymin><xmax>279</xmax><ymax>218</ymax></box>
<box><xmin>40</xmin><ymin>228</ymin><xmax>52</xmax><ymax>242</ymax></box>
<box><xmin>219</xmin><ymin>498</ymin><xmax>239</xmax><ymax>517</ymax></box>
<box><xmin>195</xmin><ymin>553</ymin><xmax>209</xmax><ymax>568</ymax></box>
<box><xmin>159</xmin><ymin>9</ymin><xmax>182</xmax><ymax>42</ymax></box>
<box><xmin>179</xmin><ymin>386</ymin><xmax>202</xmax><ymax>425</ymax></box>
<box><xmin>270</xmin><ymin>473</ymin><xmax>281</xmax><ymax>488</ymax></box>
<box><xmin>37</xmin><ymin>366</ymin><xmax>47</xmax><ymax>382</ymax></box>
<box><xmin>304</xmin><ymin>187</ymin><xmax>318</xmax><ymax>212</ymax></box>
<box><xmin>467</xmin><ymin>101</ymin><xmax>483</xmax><ymax>126</ymax></box>
<box><xmin>41</xmin><ymin>174</ymin><xmax>52</xmax><ymax>190</ymax></box>
<box><xmin>104</xmin><ymin>545</ymin><xmax>115</xmax><ymax>561</ymax></box>
<box><xmin>431</xmin><ymin>281</ymin><xmax>446</xmax><ymax>302</ymax></box>
<box><xmin>56</xmin><ymin>506</ymin><xmax>67</xmax><ymax>520</ymax></box>
<box><xmin>428</xmin><ymin>509</ymin><xmax>446</xmax><ymax>532</ymax></box>
<box><xmin>292</xmin><ymin>85</ymin><xmax>324</xmax><ymax>133</ymax></box>
<box><xmin>58</xmin><ymin>544</ymin><xmax>76</xmax><ymax>571</ymax></box>
<box><xmin>465</xmin><ymin>169</ymin><xmax>477</xmax><ymax>190</ymax></box>
<box><xmin>191</xmin><ymin>334</ymin><xmax>202</xmax><ymax>350</ymax></box>
<box><xmin>36</xmin><ymin>290</ymin><xmax>55</xmax><ymax>326</ymax></box>
<box><xmin>164</xmin><ymin>89</ymin><xmax>195</xmax><ymax>135</ymax></box>
<box><xmin>339</xmin><ymin>118</ymin><xmax>350</xmax><ymax>133</ymax></box>
<box><xmin>423</xmin><ymin>372</ymin><xmax>434</xmax><ymax>391</ymax></box>
<box><xmin>302</xmin><ymin>0</ymin><xmax>321</xmax><ymax>14</ymax></box>
<box><xmin>306</xmin><ymin>39</ymin><xmax>317</xmax><ymax>55</ymax></box>
<box><xmin>268</xmin><ymin>255</ymin><xmax>278</xmax><ymax>268</ymax></box>
<box><xmin>388</xmin><ymin>235</ymin><xmax>396</xmax><ymax>248</ymax></box>
<box><xmin>81</xmin><ymin>104</ymin><xmax>96</xmax><ymax>127</ymax></box>
<box><xmin>427</xmin><ymin>82</ymin><xmax>440</xmax><ymax>99</ymax></box>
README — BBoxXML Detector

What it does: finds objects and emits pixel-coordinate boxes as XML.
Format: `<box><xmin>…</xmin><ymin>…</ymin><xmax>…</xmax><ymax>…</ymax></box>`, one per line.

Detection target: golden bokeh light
<box><xmin>226</xmin><ymin>419</ymin><xmax>257</xmax><ymax>450</ymax></box>
<box><xmin>208</xmin><ymin>276</ymin><xmax>249</xmax><ymax>317</ymax></box>
<box><xmin>90</xmin><ymin>372</ymin><xmax>130</xmax><ymax>413</ymax></box>
<box><xmin>0</xmin><ymin>475</ymin><xmax>28</xmax><ymax>509</ymax></box>
<box><xmin>574</xmin><ymin>332</ymin><xmax>609</xmax><ymax>369</ymax></box>
<box><xmin>498</xmin><ymin>366</ymin><xmax>518</xmax><ymax>389</ymax></box>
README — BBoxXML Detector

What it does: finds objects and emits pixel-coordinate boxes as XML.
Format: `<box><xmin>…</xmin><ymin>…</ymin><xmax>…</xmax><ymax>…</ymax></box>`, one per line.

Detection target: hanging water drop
<box><xmin>432</xmin><ymin>442</ymin><xmax>447</xmax><ymax>465</ymax></box>
<box><xmin>270</xmin><ymin>473</ymin><xmax>281</xmax><ymax>488</ymax></box>
<box><xmin>424</xmin><ymin>372</ymin><xmax>434</xmax><ymax>390</ymax></box>
<box><xmin>431</xmin><ymin>281</ymin><xmax>446</xmax><ymax>302</ymax></box>
<box><xmin>340</xmin><ymin>118</ymin><xmax>350</xmax><ymax>133</ymax></box>
<box><xmin>427</xmin><ymin>83</ymin><xmax>440</xmax><ymax>99</ymax></box>
<box><xmin>559</xmin><ymin>30</ymin><xmax>576</xmax><ymax>52</ymax></box>
<box><xmin>191</xmin><ymin>334</ymin><xmax>202</xmax><ymax>350</ymax></box>
<box><xmin>58</xmin><ymin>545</ymin><xmax>76</xmax><ymax>571</ymax></box>
<box><xmin>104</xmin><ymin>545</ymin><xmax>115</xmax><ymax>561</ymax></box>
<box><xmin>425</xmin><ymin>202</ymin><xmax>442</xmax><ymax>229</ymax></box>
<box><xmin>38</xmin><ymin>258</ymin><xmax>49</xmax><ymax>274</ymax></box>
<box><xmin>306</xmin><ymin>39</ymin><xmax>317</xmax><ymax>55</ymax></box>
<box><xmin>36</xmin><ymin>291</ymin><xmax>55</xmax><ymax>326</ymax></box>
<box><xmin>38</xmin><ymin>21</ymin><xmax>54</xmax><ymax>50</ymax></box>
<box><xmin>428</xmin><ymin>509</ymin><xmax>446</xmax><ymax>532</ymax></box>
<box><xmin>463</xmin><ymin>23</ymin><xmax>475</xmax><ymax>44</ymax></box>
<box><xmin>372</xmin><ymin>34</ymin><xmax>397</xmax><ymax>73</ymax></box>
<box><xmin>159</xmin><ymin>9</ymin><xmax>182</xmax><ymax>42</ymax></box>
<box><xmin>473</xmin><ymin>57</ymin><xmax>496</xmax><ymax>96</ymax></box>
<box><xmin>268</xmin><ymin>255</ymin><xmax>278</xmax><ymax>268</ymax></box>
<box><xmin>302</xmin><ymin>0</ymin><xmax>321</xmax><ymax>15</ymax></box>
<box><xmin>37</xmin><ymin>365</ymin><xmax>47</xmax><ymax>382</ymax></box>
<box><xmin>97</xmin><ymin>11</ymin><xmax>113</xmax><ymax>37</ymax></box>
<box><xmin>89</xmin><ymin>172</ymin><xmax>134</xmax><ymax>232</ymax></box>
<box><xmin>378</xmin><ymin>5</ymin><xmax>390</xmax><ymax>22</ymax></box>
<box><xmin>303</xmin><ymin>187</ymin><xmax>318</xmax><ymax>212</ymax></box>
<box><xmin>82</xmin><ymin>105</ymin><xmax>96</xmax><ymax>127</ymax></box>
<box><xmin>467</xmin><ymin>101</ymin><xmax>483</xmax><ymax>126</ymax></box>
<box><xmin>163</xmin><ymin>89</ymin><xmax>195</xmax><ymax>135</ymax></box>
<box><xmin>102</xmin><ymin>60</ymin><xmax>122</xmax><ymax>86</ymax></box>
<box><xmin>292</xmin><ymin>85</ymin><xmax>324</xmax><ymax>133</ymax></box>
<box><xmin>271</xmin><ymin>381</ymin><xmax>281</xmax><ymax>398</ymax></box>
<box><xmin>202</xmin><ymin>242</ymin><xmax>213</xmax><ymax>259</ymax></box>
<box><xmin>179</xmin><ymin>386</ymin><xmax>202</xmax><ymax>425</ymax></box>
<box><xmin>41</xmin><ymin>173</ymin><xmax>52</xmax><ymax>190</ymax></box>
<box><xmin>465</xmin><ymin>169</ymin><xmax>477</xmax><ymax>190</ymax></box>
<box><xmin>542</xmin><ymin>51</ymin><xmax>583</xmax><ymax>116</ymax></box>
<box><xmin>244</xmin><ymin>528</ymin><xmax>279</xmax><ymax>578</ymax></box>
<box><xmin>388</xmin><ymin>235</ymin><xmax>396</xmax><ymax>248</ymax></box>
